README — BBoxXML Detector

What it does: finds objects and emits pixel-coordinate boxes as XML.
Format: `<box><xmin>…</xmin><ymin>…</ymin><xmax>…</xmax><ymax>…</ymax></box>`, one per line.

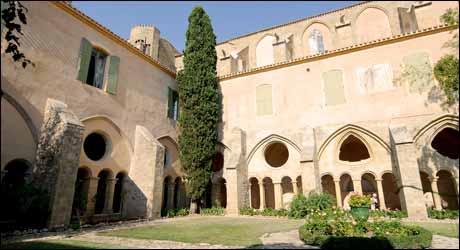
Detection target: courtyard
<box><xmin>2</xmin><ymin>215</ymin><xmax>458</xmax><ymax>249</ymax></box>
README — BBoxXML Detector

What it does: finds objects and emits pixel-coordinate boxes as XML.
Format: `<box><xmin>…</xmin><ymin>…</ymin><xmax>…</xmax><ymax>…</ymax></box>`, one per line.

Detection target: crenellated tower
<box><xmin>129</xmin><ymin>24</ymin><xmax>161</xmax><ymax>60</ymax></box>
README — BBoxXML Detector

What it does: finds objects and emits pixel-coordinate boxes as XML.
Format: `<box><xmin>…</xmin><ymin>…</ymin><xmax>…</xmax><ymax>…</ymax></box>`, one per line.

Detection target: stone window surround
<box><xmin>334</xmin><ymin>131</ymin><xmax>374</xmax><ymax>166</ymax></box>
<box><xmin>83</xmin><ymin>130</ymin><xmax>112</xmax><ymax>163</ymax></box>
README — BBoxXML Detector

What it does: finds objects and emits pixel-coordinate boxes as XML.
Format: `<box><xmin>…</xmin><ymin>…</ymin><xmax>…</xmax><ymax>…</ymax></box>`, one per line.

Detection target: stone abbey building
<box><xmin>1</xmin><ymin>1</ymin><xmax>459</xmax><ymax>229</ymax></box>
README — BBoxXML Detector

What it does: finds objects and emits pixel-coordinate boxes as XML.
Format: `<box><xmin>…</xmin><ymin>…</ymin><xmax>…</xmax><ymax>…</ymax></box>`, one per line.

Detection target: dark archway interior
<box><xmin>212</xmin><ymin>152</ymin><xmax>224</xmax><ymax>172</ymax></box>
<box><xmin>84</xmin><ymin>133</ymin><xmax>107</xmax><ymax>161</ymax></box>
<box><xmin>339</xmin><ymin>135</ymin><xmax>370</xmax><ymax>162</ymax></box>
<box><xmin>72</xmin><ymin>168</ymin><xmax>91</xmax><ymax>216</ymax></box>
<box><xmin>1</xmin><ymin>160</ymin><xmax>30</xmax><ymax>221</ymax></box>
<box><xmin>113</xmin><ymin>172</ymin><xmax>126</xmax><ymax>213</ymax></box>
<box><xmin>265</xmin><ymin>142</ymin><xmax>289</xmax><ymax>167</ymax></box>
<box><xmin>95</xmin><ymin>170</ymin><xmax>110</xmax><ymax>214</ymax></box>
<box><xmin>431</xmin><ymin>128</ymin><xmax>459</xmax><ymax>159</ymax></box>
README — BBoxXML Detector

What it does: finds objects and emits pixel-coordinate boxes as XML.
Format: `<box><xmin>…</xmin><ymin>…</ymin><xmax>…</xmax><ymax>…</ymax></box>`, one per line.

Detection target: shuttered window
<box><xmin>256</xmin><ymin>84</ymin><xmax>273</xmax><ymax>116</ymax></box>
<box><xmin>167</xmin><ymin>87</ymin><xmax>179</xmax><ymax>120</ymax></box>
<box><xmin>107</xmin><ymin>56</ymin><xmax>120</xmax><ymax>95</ymax></box>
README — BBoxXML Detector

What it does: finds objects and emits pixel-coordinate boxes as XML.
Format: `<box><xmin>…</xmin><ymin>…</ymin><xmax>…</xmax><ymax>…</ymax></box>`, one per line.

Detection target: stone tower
<box><xmin>129</xmin><ymin>24</ymin><xmax>161</xmax><ymax>60</ymax></box>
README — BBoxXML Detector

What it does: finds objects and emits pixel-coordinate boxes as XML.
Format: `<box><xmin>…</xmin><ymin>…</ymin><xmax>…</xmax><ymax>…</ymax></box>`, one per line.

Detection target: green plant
<box><xmin>288</xmin><ymin>194</ymin><xmax>309</xmax><ymax>219</ymax></box>
<box><xmin>427</xmin><ymin>208</ymin><xmax>459</xmax><ymax>219</ymax></box>
<box><xmin>305</xmin><ymin>193</ymin><xmax>336</xmax><ymax>211</ymax></box>
<box><xmin>176</xmin><ymin>208</ymin><xmax>190</xmax><ymax>217</ymax></box>
<box><xmin>200</xmin><ymin>206</ymin><xmax>225</xmax><ymax>216</ymax></box>
<box><xmin>177</xmin><ymin>6</ymin><xmax>220</xmax><ymax>213</ymax></box>
<box><xmin>348</xmin><ymin>194</ymin><xmax>371</xmax><ymax>207</ymax></box>
<box><xmin>239</xmin><ymin>207</ymin><xmax>259</xmax><ymax>216</ymax></box>
<box><xmin>370</xmin><ymin>209</ymin><xmax>408</xmax><ymax>219</ymax></box>
<box><xmin>434</xmin><ymin>54</ymin><xmax>459</xmax><ymax>103</ymax></box>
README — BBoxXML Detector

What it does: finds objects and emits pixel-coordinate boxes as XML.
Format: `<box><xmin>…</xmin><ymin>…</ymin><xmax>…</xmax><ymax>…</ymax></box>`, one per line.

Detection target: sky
<box><xmin>72</xmin><ymin>1</ymin><xmax>358</xmax><ymax>53</ymax></box>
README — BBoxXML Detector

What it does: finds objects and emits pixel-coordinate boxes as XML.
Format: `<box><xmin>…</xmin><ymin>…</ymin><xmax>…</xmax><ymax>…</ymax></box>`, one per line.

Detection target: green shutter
<box><xmin>107</xmin><ymin>56</ymin><xmax>120</xmax><ymax>95</ymax></box>
<box><xmin>77</xmin><ymin>38</ymin><xmax>93</xmax><ymax>82</ymax></box>
<box><xmin>167</xmin><ymin>87</ymin><xmax>173</xmax><ymax>118</ymax></box>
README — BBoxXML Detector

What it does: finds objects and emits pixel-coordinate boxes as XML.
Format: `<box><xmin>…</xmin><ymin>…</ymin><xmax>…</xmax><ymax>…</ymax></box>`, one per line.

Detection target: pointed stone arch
<box><xmin>247</xmin><ymin>134</ymin><xmax>301</xmax><ymax>165</ymax></box>
<box><xmin>413</xmin><ymin>114</ymin><xmax>459</xmax><ymax>144</ymax></box>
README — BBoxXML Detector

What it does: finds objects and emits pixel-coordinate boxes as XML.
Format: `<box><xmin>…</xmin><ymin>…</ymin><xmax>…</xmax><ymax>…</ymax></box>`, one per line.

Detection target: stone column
<box><xmin>430</xmin><ymin>177</ymin><xmax>443</xmax><ymax>211</ymax></box>
<box><xmin>259</xmin><ymin>181</ymin><xmax>265</xmax><ymax>210</ymax></box>
<box><xmin>248</xmin><ymin>183</ymin><xmax>252</xmax><ymax>208</ymax></box>
<box><xmin>334</xmin><ymin>180</ymin><xmax>342</xmax><ymax>208</ymax></box>
<box><xmin>103</xmin><ymin>178</ymin><xmax>116</xmax><ymax>214</ymax></box>
<box><xmin>85</xmin><ymin>177</ymin><xmax>99</xmax><ymax>216</ymax></box>
<box><xmin>274</xmin><ymin>182</ymin><xmax>283</xmax><ymax>209</ymax></box>
<box><xmin>292</xmin><ymin>181</ymin><xmax>298</xmax><ymax>195</ymax></box>
<box><xmin>300</xmin><ymin>161</ymin><xmax>316</xmax><ymax>195</ymax></box>
<box><xmin>32</xmin><ymin>98</ymin><xmax>84</xmax><ymax>229</ymax></box>
<box><xmin>375</xmin><ymin>178</ymin><xmax>386</xmax><ymax>210</ymax></box>
<box><xmin>353</xmin><ymin>179</ymin><xmax>362</xmax><ymax>194</ymax></box>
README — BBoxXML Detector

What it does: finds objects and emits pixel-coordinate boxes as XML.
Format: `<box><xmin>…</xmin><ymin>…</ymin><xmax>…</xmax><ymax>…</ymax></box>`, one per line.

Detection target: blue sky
<box><xmin>72</xmin><ymin>1</ymin><xmax>358</xmax><ymax>53</ymax></box>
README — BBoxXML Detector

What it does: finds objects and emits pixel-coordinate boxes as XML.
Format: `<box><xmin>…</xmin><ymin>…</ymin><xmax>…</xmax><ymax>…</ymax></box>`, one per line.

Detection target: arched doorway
<box><xmin>249</xmin><ymin>178</ymin><xmax>260</xmax><ymax>209</ymax></box>
<box><xmin>162</xmin><ymin>176</ymin><xmax>172</xmax><ymax>214</ymax></box>
<box><xmin>420</xmin><ymin>171</ymin><xmax>434</xmax><ymax>209</ymax></box>
<box><xmin>215</xmin><ymin>178</ymin><xmax>227</xmax><ymax>208</ymax></box>
<box><xmin>1</xmin><ymin>159</ymin><xmax>31</xmax><ymax>221</ymax></box>
<box><xmin>113</xmin><ymin>172</ymin><xmax>127</xmax><ymax>213</ymax></box>
<box><xmin>339</xmin><ymin>174</ymin><xmax>354</xmax><ymax>207</ymax></box>
<box><xmin>431</xmin><ymin>128</ymin><xmax>459</xmax><ymax>160</ymax></box>
<box><xmin>72</xmin><ymin>167</ymin><xmax>92</xmax><ymax>217</ymax></box>
<box><xmin>263</xmin><ymin>177</ymin><xmax>275</xmax><ymax>209</ymax></box>
<box><xmin>321</xmin><ymin>174</ymin><xmax>336</xmax><ymax>198</ymax></box>
<box><xmin>95</xmin><ymin>169</ymin><xmax>113</xmax><ymax>214</ymax></box>
<box><xmin>382</xmin><ymin>173</ymin><xmax>401</xmax><ymax>210</ymax></box>
<box><xmin>361</xmin><ymin>173</ymin><xmax>377</xmax><ymax>196</ymax></box>
<box><xmin>437</xmin><ymin>170</ymin><xmax>458</xmax><ymax>210</ymax></box>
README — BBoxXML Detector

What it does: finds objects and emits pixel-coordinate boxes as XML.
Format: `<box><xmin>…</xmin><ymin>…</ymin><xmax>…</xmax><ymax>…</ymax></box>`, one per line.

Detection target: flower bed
<box><xmin>370</xmin><ymin>210</ymin><xmax>408</xmax><ymax>219</ymax></box>
<box><xmin>299</xmin><ymin>208</ymin><xmax>432</xmax><ymax>249</ymax></box>
<box><xmin>200</xmin><ymin>207</ymin><xmax>225</xmax><ymax>216</ymax></box>
<box><xmin>427</xmin><ymin>208</ymin><xmax>459</xmax><ymax>219</ymax></box>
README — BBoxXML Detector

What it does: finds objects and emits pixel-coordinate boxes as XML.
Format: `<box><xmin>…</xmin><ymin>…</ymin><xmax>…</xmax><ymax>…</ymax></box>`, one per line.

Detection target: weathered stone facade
<box><xmin>1</xmin><ymin>0</ymin><xmax>459</xmax><ymax>228</ymax></box>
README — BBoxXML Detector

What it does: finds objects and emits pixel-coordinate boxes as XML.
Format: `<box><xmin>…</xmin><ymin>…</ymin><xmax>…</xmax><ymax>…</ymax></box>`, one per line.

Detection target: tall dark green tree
<box><xmin>177</xmin><ymin>6</ymin><xmax>219</xmax><ymax>213</ymax></box>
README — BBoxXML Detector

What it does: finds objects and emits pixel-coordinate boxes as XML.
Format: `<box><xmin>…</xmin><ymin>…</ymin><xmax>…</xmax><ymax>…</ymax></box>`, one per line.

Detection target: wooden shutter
<box><xmin>107</xmin><ymin>56</ymin><xmax>120</xmax><ymax>95</ymax></box>
<box><xmin>77</xmin><ymin>38</ymin><xmax>93</xmax><ymax>82</ymax></box>
<box><xmin>167</xmin><ymin>87</ymin><xmax>173</xmax><ymax>118</ymax></box>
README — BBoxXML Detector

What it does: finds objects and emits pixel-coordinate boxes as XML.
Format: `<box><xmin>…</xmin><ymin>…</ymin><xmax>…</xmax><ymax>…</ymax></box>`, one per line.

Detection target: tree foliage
<box><xmin>178</xmin><ymin>7</ymin><xmax>219</xmax><ymax>205</ymax></box>
<box><xmin>1</xmin><ymin>0</ymin><xmax>34</xmax><ymax>68</ymax></box>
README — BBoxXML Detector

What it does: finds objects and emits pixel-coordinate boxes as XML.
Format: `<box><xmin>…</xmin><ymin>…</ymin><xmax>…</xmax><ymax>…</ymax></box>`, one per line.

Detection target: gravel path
<box><xmin>431</xmin><ymin>235</ymin><xmax>459</xmax><ymax>249</ymax></box>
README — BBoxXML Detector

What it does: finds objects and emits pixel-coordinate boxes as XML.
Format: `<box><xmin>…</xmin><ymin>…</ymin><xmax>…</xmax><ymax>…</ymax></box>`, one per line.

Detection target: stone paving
<box><xmin>431</xmin><ymin>235</ymin><xmax>459</xmax><ymax>249</ymax></box>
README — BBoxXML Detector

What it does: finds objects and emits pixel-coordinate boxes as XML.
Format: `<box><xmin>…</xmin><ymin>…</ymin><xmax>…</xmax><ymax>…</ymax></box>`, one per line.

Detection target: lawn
<box><xmin>98</xmin><ymin>216</ymin><xmax>304</xmax><ymax>246</ymax></box>
<box><xmin>0</xmin><ymin>239</ymin><xmax>124</xmax><ymax>249</ymax></box>
<box><xmin>402</xmin><ymin>221</ymin><xmax>459</xmax><ymax>238</ymax></box>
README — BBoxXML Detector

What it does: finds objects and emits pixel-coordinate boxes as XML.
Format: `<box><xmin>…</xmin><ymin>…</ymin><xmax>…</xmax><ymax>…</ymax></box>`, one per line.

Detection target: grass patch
<box><xmin>1</xmin><ymin>239</ymin><xmax>124</xmax><ymax>249</ymax></box>
<box><xmin>98</xmin><ymin>216</ymin><xmax>304</xmax><ymax>246</ymax></box>
<box><xmin>402</xmin><ymin>221</ymin><xmax>459</xmax><ymax>238</ymax></box>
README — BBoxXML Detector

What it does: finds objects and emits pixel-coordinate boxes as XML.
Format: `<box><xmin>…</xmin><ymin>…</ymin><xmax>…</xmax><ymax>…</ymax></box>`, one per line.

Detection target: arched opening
<box><xmin>256</xmin><ymin>35</ymin><xmax>275</xmax><ymax>67</ymax></box>
<box><xmin>249</xmin><ymin>178</ymin><xmax>260</xmax><ymax>209</ymax></box>
<box><xmin>212</xmin><ymin>152</ymin><xmax>224</xmax><ymax>172</ymax></box>
<box><xmin>263</xmin><ymin>177</ymin><xmax>275</xmax><ymax>209</ymax></box>
<box><xmin>321</xmin><ymin>174</ymin><xmax>336</xmax><ymax>198</ymax></box>
<box><xmin>339</xmin><ymin>135</ymin><xmax>370</xmax><ymax>162</ymax></box>
<box><xmin>95</xmin><ymin>169</ymin><xmax>113</xmax><ymax>214</ymax></box>
<box><xmin>355</xmin><ymin>7</ymin><xmax>392</xmax><ymax>43</ymax></box>
<box><xmin>173</xmin><ymin>177</ymin><xmax>187</xmax><ymax>209</ymax></box>
<box><xmin>83</xmin><ymin>133</ymin><xmax>107</xmax><ymax>161</ymax></box>
<box><xmin>339</xmin><ymin>174</ymin><xmax>354</xmax><ymax>207</ymax></box>
<box><xmin>1</xmin><ymin>159</ymin><xmax>31</xmax><ymax>222</ymax></box>
<box><xmin>437</xmin><ymin>170</ymin><xmax>458</xmax><ymax>210</ymax></box>
<box><xmin>281</xmin><ymin>176</ymin><xmax>293</xmax><ymax>194</ymax></box>
<box><xmin>296</xmin><ymin>176</ymin><xmax>303</xmax><ymax>194</ymax></box>
<box><xmin>214</xmin><ymin>178</ymin><xmax>227</xmax><ymax>208</ymax></box>
<box><xmin>431</xmin><ymin>128</ymin><xmax>460</xmax><ymax>159</ymax></box>
<box><xmin>420</xmin><ymin>171</ymin><xmax>434</xmax><ymax>209</ymax></box>
<box><xmin>72</xmin><ymin>167</ymin><xmax>91</xmax><ymax>217</ymax></box>
<box><xmin>113</xmin><ymin>172</ymin><xmax>127</xmax><ymax>213</ymax></box>
<box><xmin>161</xmin><ymin>176</ymin><xmax>172</xmax><ymax>214</ymax></box>
<box><xmin>308</xmin><ymin>29</ymin><xmax>325</xmax><ymax>54</ymax></box>
<box><xmin>265</xmin><ymin>142</ymin><xmax>289</xmax><ymax>168</ymax></box>
<box><xmin>361</xmin><ymin>173</ymin><xmax>377</xmax><ymax>197</ymax></box>
<box><xmin>382</xmin><ymin>173</ymin><xmax>401</xmax><ymax>210</ymax></box>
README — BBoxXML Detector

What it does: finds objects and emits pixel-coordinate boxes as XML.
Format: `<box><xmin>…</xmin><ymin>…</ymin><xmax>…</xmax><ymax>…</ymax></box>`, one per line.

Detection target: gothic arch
<box><xmin>316</xmin><ymin>124</ymin><xmax>390</xmax><ymax>161</ymax></box>
<box><xmin>256</xmin><ymin>34</ymin><xmax>277</xmax><ymax>67</ymax></box>
<box><xmin>413</xmin><ymin>114</ymin><xmax>459</xmax><ymax>144</ymax></box>
<box><xmin>247</xmin><ymin>134</ymin><xmax>301</xmax><ymax>165</ymax></box>
<box><xmin>302</xmin><ymin>21</ymin><xmax>333</xmax><ymax>55</ymax></box>
<box><xmin>353</xmin><ymin>6</ymin><xmax>392</xmax><ymax>44</ymax></box>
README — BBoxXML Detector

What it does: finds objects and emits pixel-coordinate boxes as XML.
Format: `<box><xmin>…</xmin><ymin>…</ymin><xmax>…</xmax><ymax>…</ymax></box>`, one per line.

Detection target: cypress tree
<box><xmin>177</xmin><ymin>6</ymin><xmax>219</xmax><ymax>213</ymax></box>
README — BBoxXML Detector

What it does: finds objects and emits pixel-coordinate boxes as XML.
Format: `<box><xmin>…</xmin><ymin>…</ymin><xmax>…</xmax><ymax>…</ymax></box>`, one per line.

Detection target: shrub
<box><xmin>176</xmin><ymin>208</ymin><xmax>189</xmax><ymax>217</ymax></box>
<box><xmin>434</xmin><ymin>54</ymin><xmax>459</xmax><ymax>103</ymax></box>
<box><xmin>163</xmin><ymin>208</ymin><xmax>189</xmax><ymax>218</ymax></box>
<box><xmin>427</xmin><ymin>208</ymin><xmax>459</xmax><ymax>219</ymax></box>
<box><xmin>288</xmin><ymin>194</ymin><xmax>309</xmax><ymax>219</ymax></box>
<box><xmin>369</xmin><ymin>210</ymin><xmax>408</xmax><ymax>219</ymax></box>
<box><xmin>240</xmin><ymin>207</ymin><xmax>259</xmax><ymax>216</ymax></box>
<box><xmin>261</xmin><ymin>208</ymin><xmax>276</xmax><ymax>217</ymax></box>
<box><xmin>200</xmin><ymin>206</ymin><xmax>225</xmax><ymax>216</ymax></box>
<box><xmin>348</xmin><ymin>194</ymin><xmax>371</xmax><ymax>207</ymax></box>
<box><xmin>305</xmin><ymin>193</ymin><xmax>335</xmax><ymax>211</ymax></box>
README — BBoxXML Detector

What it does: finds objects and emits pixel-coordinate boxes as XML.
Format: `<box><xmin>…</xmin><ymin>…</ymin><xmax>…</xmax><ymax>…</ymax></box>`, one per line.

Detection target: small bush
<box><xmin>162</xmin><ymin>208</ymin><xmax>189</xmax><ymax>218</ymax></box>
<box><xmin>200</xmin><ymin>206</ymin><xmax>225</xmax><ymax>216</ymax></box>
<box><xmin>305</xmin><ymin>193</ymin><xmax>336</xmax><ymax>211</ymax></box>
<box><xmin>427</xmin><ymin>208</ymin><xmax>459</xmax><ymax>219</ymax></box>
<box><xmin>370</xmin><ymin>210</ymin><xmax>408</xmax><ymax>219</ymax></box>
<box><xmin>176</xmin><ymin>208</ymin><xmax>189</xmax><ymax>217</ymax></box>
<box><xmin>348</xmin><ymin>194</ymin><xmax>371</xmax><ymax>207</ymax></box>
<box><xmin>288</xmin><ymin>194</ymin><xmax>309</xmax><ymax>219</ymax></box>
<box><xmin>240</xmin><ymin>207</ymin><xmax>259</xmax><ymax>216</ymax></box>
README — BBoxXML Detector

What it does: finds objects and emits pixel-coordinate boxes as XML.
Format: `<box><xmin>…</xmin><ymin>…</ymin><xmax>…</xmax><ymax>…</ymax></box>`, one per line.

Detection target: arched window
<box><xmin>339</xmin><ymin>135</ymin><xmax>370</xmax><ymax>162</ymax></box>
<box><xmin>256</xmin><ymin>35</ymin><xmax>275</xmax><ymax>67</ymax></box>
<box><xmin>308</xmin><ymin>29</ymin><xmax>324</xmax><ymax>54</ymax></box>
<box><xmin>431</xmin><ymin>128</ymin><xmax>459</xmax><ymax>159</ymax></box>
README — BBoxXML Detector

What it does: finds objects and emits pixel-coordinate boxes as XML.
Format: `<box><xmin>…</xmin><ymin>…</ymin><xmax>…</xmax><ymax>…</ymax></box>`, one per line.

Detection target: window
<box><xmin>339</xmin><ymin>135</ymin><xmax>370</xmax><ymax>162</ymax></box>
<box><xmin>308</xmin><ymin>29</ymin><xmax>325</xmax><ymax>54</ymax></box>
<box><xmin>86</xmin><ymin>48</ymin><xmax>107</xmax><ymax>89</ymax></box>
<box><xmin>256</xmin><ymin>84</ymin><xmax>273</xmax><ymax>116</ymax></box>
<box><xmin>168</xmin><ymin>87</ymin><xmax>179</xmax><ymax>121</ymax></box>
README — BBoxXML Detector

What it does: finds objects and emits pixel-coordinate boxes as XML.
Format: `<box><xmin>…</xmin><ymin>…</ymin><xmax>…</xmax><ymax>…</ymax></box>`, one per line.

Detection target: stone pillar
<box><xmin>85</xmin><ymin>177</ymin><xmax>99</xmax><ymax>216</ymax></box>
<box><xmin>103</xmin><ymin>178</ymin><xmax>116</xmax><ymax>213</ymax></box>
<box><xmin>259</xmin><ymin>181</ymin><xmax>265</xmax><ymax>210</ymax></box>
<box><xmin>248</xmin><ymin>183</ymin><xmax>252</xmax><ymax>208</ymax></box>
<box><xmin>32</xmin><ymin>98</ymin><xmax>84</xmax><ymax>229</ymax></box>
<box><xmin>292</xmin><ymin>181</ymin><xmax>299</xmax><ymax>195</ymax></box>
<box><xmin>334</xmin><ymin>180</ymin><xmax>342</xmax><ymax>208</ymax></box>
<box><xmin>124</xmin><ymin>126</ymin><xmax>164</xmax><ymax>219</ymax></box>
<box><xmin>390</xmin><ymin>125</ymin><xmax>428</xmax><ymax>220</ymax></box>
<box><xmin>274</xmin><ymin>182</ymin><xmax>283</xmax><ymax>209</ymax></box>
<box><xmin>375</xmin><ymin>178</ymin><xmax>386</xmax><ymax>210</ymax></box>
<box><xmin>430</xmin><ymin>177</ymin><xmax>443</xmax><ymax>211</ymax></box>
<box><xmin>300</xmin><ymin>161</ymin><xmax>316</xmax><ymax>195</ymax></box>
<box><xmin>353</xmin><ymin>179</ymin><xmax>362</xmax><ymax>194</ymax></box>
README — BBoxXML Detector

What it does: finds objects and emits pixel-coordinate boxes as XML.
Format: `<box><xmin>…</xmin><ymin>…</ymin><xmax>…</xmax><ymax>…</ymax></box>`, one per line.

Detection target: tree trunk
<box><xmin>190</xmin><ymin>200</ymin><xmax>198</xmax><ymax>214</ymax></box>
